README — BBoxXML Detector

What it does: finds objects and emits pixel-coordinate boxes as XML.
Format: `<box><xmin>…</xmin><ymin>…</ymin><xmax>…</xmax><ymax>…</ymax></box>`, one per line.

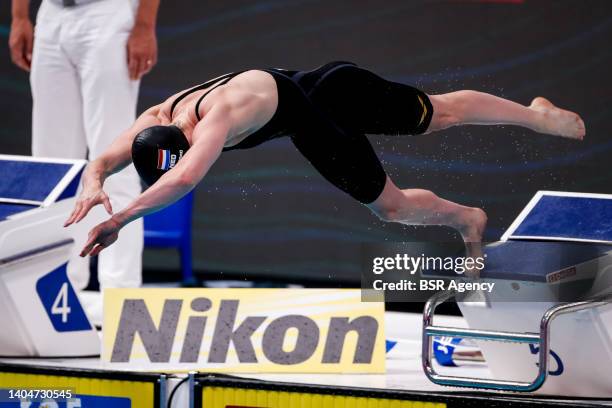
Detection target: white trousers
<box><xmin>31</xmin><ymin>0</ymin><xmax>143</xmax><ymax>290</ymax></box>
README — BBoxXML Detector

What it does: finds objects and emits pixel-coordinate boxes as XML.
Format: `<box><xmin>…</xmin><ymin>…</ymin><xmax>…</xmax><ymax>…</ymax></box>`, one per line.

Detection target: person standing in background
<box><xmin>9</xmin><ymin>0</ymin><xmax>160</xmax><ymax>322</ymax></box>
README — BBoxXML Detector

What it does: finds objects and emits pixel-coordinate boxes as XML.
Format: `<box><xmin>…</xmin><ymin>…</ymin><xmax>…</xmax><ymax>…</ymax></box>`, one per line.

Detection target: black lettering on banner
<box><xmin>111</xmin><ymin>299</ymin><xmax>182</xmax><ymax>363</ymax></box>
<box><xmin>208</xmin><ymin>300</ymin><xmax>266</xmax><ymax>363</ymax></box>
<box><xmin>262</xmin><ymin>315</ymin><xmax>319</xmax><ymax>365</ymax></box>
<box><xmin>322</xmin><ymin>316</ymin><xmax>378</xmax><ymax>363</ymax></box>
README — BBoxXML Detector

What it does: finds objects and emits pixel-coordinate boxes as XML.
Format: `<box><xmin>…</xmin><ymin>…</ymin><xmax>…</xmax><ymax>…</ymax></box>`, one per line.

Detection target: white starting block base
<box><xmin>0</xmin><ymin>240</ymin><xmax>100</xmax><ymax>357</ymax></box>
<box><xmin>460</xmin><ymin>301</ymin><xmax>612</xmax><ymax>397</ymax></box>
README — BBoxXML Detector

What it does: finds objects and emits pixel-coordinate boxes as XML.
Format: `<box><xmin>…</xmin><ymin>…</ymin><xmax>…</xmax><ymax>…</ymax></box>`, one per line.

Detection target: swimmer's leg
<box><xmin>367</xmin><ymin>176</ymin><xmax>487</xmax><ymax>264</ymax></box>
<box><xmin>427</xmin><ymin>91</ymin><xmax>585</xmax><ymax>140</ymax></box>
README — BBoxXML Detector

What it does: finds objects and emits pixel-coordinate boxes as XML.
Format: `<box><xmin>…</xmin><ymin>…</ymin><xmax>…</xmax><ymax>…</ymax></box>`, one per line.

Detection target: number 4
<box><xmin>51</xmin><ymin>282</ymin><xmax>72</xmax><ymax>323</ymax></box>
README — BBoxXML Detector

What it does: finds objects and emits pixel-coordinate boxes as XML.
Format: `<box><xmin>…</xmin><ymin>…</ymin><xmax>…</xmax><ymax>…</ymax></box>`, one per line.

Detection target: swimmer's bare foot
<box><xmin>455</xmin><ymin>207</ymin><xmax>487</xmax><ymax>277</ymax></box>
<box><xmin>529</xmin><ymin>97</ymin><xmax>585</xmax><ymax>140</ymax></box>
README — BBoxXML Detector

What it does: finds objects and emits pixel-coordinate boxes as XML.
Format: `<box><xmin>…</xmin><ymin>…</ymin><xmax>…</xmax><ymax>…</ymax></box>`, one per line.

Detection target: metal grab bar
<box><xmin>422</xmin><ymin>289</ymin><xmax>612</xmax><ymax>392</ymax></box>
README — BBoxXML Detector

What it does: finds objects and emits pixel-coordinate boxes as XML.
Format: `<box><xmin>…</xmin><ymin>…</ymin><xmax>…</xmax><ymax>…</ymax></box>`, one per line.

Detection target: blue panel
<box><xmin>0</xmin><ymin>161</ymin><xmax>72</xmax><ymax>202</ymax></box>
<box><xmin>35</xmin><ymin>264</ymin><xmax>92</xmax><ymax>332</ymax></box>
<box><xmin>144</xmin><ymin>191</ymin><xmax>193</xmax><ymax>247</ymax></box>
<box><xmin>513</xmin><ymin>195</ymin><xmax>612</xmax><ymax>241</ymax></box>
<box><xmin>144</xmin><ymin>191</ymin><xmax>193</xmax><ymax>233</ymax></box>
<box><xmin>56</xmin><ymin>167</ymin><xmax>84</xmax><ymax>201</ymax></box>
<box><xmin>0</xmin><ymin>203</ymin><xmax>37</xmax><ymax>220</ymax></box>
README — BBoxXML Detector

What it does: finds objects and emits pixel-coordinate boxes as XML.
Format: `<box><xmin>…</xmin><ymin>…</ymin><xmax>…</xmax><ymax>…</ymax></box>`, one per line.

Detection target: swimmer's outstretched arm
<box><xmin>65</xmin><ymin>106</ymin><xmax>162</xmax><ymax>226</ymax></box>
<box><xmin>78</xmin><ymin>105</ymin><xmax>231</xmax><ymax>257</ymax></box>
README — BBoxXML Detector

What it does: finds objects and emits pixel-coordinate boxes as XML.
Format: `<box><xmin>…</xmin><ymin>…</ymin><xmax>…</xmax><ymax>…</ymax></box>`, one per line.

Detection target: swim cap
<box><xmin>132</xmin><ymin>125</ymin><xmax>190</xmax><ymax>186</ymax></box>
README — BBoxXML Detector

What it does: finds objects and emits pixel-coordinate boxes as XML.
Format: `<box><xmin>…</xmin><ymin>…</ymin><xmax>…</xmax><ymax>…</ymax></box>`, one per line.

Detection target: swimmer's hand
<box><xmin>80</xmin><ymin>218</ymin><xmax>121</xmax><ymax>257</ymax></box>
<box><xmin>64</xmin><ymin>184</ymin><xmax>113</xmax><ymax>227</ymax></box>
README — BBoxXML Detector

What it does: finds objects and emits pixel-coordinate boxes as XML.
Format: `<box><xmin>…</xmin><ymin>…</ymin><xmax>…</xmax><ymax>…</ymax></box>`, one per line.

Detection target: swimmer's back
<box><xmin>159</xmin><ymin>70</ymin><xmax>278</xmax><ymax>125</ymax></box>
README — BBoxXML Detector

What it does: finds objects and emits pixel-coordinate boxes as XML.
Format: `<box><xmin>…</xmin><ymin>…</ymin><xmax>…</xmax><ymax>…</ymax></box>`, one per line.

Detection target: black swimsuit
<box><xmin>170</xmin><ymin>61</ymin><xmax>433</xmax><ymax>204</ymax></box>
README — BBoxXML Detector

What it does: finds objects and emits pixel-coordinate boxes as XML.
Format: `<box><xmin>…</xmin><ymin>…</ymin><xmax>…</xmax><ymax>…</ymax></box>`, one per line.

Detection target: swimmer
<box><xmin>64</xmin><ymin>61</ymin><xmax>585</xmax><ymax>264</ymax></box>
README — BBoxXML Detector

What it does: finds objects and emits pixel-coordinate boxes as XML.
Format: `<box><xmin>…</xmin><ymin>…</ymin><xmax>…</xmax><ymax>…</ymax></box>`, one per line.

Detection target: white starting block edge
<box><xmin>0</xmin><ymin>154</ymin><xmax>86</xmax><ymax>208</ymax></box>
<box><xmin>501</xmin><ymin>191</ymin><xmax>612</xmax><ymax>244</ymax></box>
<box><xmin>0</xmin><ymin>155</ymin><xmax>104</xmax><ymax>358</ymax></box>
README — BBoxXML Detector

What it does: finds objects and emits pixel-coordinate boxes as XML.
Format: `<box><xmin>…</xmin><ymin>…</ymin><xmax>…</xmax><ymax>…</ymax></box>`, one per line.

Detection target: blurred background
<box><xmin>1</xmin><ymin>0</ymin><xmax>611</xmax><ymax>286</ymax></box>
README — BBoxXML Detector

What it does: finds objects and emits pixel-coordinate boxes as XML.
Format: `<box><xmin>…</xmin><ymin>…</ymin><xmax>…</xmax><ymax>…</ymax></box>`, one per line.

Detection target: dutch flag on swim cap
<box><xmin>157</xmin><ymin>149</ymin><xmax>171</xmax><ymax>170</ymax></box>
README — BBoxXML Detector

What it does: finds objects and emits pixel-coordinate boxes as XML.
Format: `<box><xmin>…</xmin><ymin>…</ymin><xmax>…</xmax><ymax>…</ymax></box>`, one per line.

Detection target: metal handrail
<box><xmin>422</xmin><ymin>289</ymin><xmax>612</xmax><ymax>392</ymax></box>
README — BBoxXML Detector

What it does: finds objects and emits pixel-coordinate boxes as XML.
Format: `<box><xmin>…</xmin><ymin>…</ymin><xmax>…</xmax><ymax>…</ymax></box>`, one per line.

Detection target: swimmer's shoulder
<box><xmin>232</xmin><ymin>69</ymin><xmax>277</xmax><ymax>84</ymax></box>
<box><xmin>157</xmin><ymin>70</ymin><xmax>276</xmax><ymax>118</ymax></box>
<box><xmin>226</xmin><ymin>70</ymin><xmax>278</xmax><ymax>103</ymax></box>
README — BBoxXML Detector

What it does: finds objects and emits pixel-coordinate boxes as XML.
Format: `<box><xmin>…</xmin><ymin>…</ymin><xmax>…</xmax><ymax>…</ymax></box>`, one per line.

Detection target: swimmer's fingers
<box><xmin>89</xmin><ymin>243</ymin><xmax>107</xmax><ymax>257</ymax></box>
<box><xmin>66</xmin><ymin>192</ymin><xmax>112</xmax><ymax>227</ymax></box>
<box><xmin>80</xmin><ymin>230</ymin><xmax>99</xmax><ymax>257</ymax></box>
<box><xmin>64</xmin><ymin>202</ymin><xmax>83</xmax><ymax>227</ymax></box>
<box><xmin>73</xmin><ymin>200</ymin><xmax>96</xmax><ymax>224</ymax></box>
<box><xmin>66</xmin><ymin>200</ymin><xmax>93</xmax><ymax>226</ymax></box>
<box><xmin>102</xmin><ymin>194</ymin><xmax>113</xmax><ymax>215</ymax></box>
<box><xmin>79</xmin><ymin>220</ymin><xmax>119</xmax><ymax>257</ymax></box>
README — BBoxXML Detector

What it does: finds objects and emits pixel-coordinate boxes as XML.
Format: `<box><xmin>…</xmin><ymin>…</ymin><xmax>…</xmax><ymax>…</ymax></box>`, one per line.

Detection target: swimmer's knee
<box><xmin>430</xmin><ymin>91</ymin><xmax>487</xmax><ymax>129</ymax></box>
<box><xmin>429</xmin><ymin>94</ymin><xmax>460</xmax><ymax>130</ymax></box>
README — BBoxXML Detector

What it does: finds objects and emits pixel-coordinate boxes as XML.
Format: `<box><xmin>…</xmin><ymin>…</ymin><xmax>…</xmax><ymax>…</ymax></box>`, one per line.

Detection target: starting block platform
<box><xmin>0</xmin><ymin>155</ymin><xmax>84</xmax><ymax>219</ymax></box>
<box><xmin>424</xmin><ymin>191</ymin><xmax>612</xmax><ymax>397</ymax></box>
<box><xmin>501</xmin><ymin>191</ymin><xmax>612</xmax><ymax>244</ymax></box>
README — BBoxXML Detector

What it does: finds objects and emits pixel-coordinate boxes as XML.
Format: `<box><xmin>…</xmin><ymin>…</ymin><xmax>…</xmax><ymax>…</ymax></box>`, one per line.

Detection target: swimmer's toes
<box><xmin>567</xmin><ymin>113</ymin><xmax>586</xmax><ymax>140</ymax></box>
<box><xmin>577</xmin><ymin>117</ymin><xmax>586</xmax><ymax>137</ymax></box>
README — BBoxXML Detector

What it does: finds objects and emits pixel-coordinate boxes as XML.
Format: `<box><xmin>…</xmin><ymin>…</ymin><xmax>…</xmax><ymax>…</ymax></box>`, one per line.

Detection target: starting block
<box><xmin>422</xmin><ymin>191</ymin><xmax>612</xmax><ymax>397</ymax></box>
<box><xmin>0</xmin><ymin>155</ymin><xmax>102</xmax><ymax>357</ymax></box>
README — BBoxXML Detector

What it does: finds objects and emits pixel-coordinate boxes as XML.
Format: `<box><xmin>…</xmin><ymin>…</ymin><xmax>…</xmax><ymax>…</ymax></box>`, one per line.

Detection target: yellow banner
<box><xmin>103</xmin><ymin>289</ymin><xmax>385</xmax><ymax>373</ymax></box>
<box><xmin>202</xmin><ymin>386</ymin><xmax>446</xmax><ymax>408</ymax></box>
<box><xmin>0</xmin><ymin>371</ymin><xmax>155</xmax><ymax>407</ymax></box>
